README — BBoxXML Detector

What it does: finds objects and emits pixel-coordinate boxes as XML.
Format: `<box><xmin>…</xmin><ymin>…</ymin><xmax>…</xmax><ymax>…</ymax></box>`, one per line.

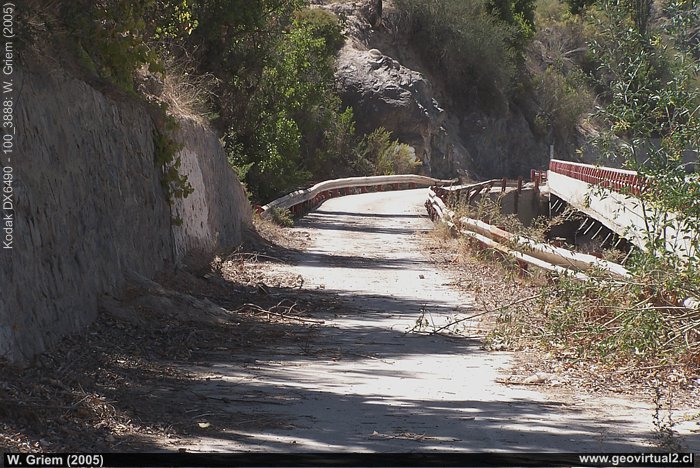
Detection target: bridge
<box><xmin>547</xmin><ymin>159</ymin><xmax>697</xmax><ymax>261</ymax></box>
<box><xmin>261</xmin><ymin>161</ymin><xmax>698</xmax><ymax>273</ymax></box>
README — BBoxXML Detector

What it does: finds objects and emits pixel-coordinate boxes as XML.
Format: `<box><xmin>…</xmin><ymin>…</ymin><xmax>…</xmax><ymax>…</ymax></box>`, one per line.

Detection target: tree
<box><xmin>590</xmin><ymin>0</ymin><xmax>700</xmax><ymax>279</ymax></box>
<box><xmin>225</xmin><ymin>7</ymin><xmax>353</xmax><ymax>201</ymax></box>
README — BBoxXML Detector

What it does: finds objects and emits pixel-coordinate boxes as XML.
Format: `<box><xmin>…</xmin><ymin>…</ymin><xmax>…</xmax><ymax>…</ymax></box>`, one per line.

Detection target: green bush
<box><xmin>535</xmin><ymin>66</ymin><xmax>593</xmax><ymax>138</ymax></box>
<box><xmin>358</xmin><ymin>128</ymin><xmax>421</xmax><ymax>175</ymax></box>
<box><xmin>394</xmin><ymin>0</ymin><xmax>523</xmax><ymax>109</ymax></box>
<box><xmin>225</xmin><ymin>9</ymin><xmax>348</xmax><ymax>201</ymax></box>
<box><xmin>40</xmin><ymin>0</ymin><xmax>425</xmax><ymax>203</ymax></box>
<box><xmin>268</xmin><ymin>207</ymin><xmax>294</xmax><ymax>227</ymax></box>
<box><xmin>376</xmin><ymin>143</ymin><xmax>421</xmax><ymax>175</ymax></box>
<box><xmin>60</xmin><ymin>0</ymin><xmax>164</xmax><ymax>91</ymax></box>
<box><xmin>487</xmin><ymin>0</ymin><xmax>536</xmax><ymax>44</ymax></box>
<box><xmin>534</xmin><ymin>0</ymin><xmax>567</xmax><ymax>24</ymax></box>
<box><xmin>293</xmin><ymin>7</ymin><xmax>345</xmax><ymax>55</ymax></box>
<box><xmin>154</xmin><ymin>121</ymin><xmax>194</xmax><ymax>204</ymax></box>
<box><xmin>532</xmin><ymin>0</ymin><xmax>700</xmax><ymax>369</ymax></box>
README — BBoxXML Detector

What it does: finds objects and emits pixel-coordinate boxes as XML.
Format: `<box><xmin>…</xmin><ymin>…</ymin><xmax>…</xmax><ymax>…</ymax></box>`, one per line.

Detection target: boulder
<box><xmin>359</xmin><ymin>0</ymin><xmax>382</xmax><ymax>28</ymax></box>
<box><xmin>328</xmin><ymin>0</ymin><xmax>546</xmax><ymax>179</ymax></box>
<box><xmin>336</xmin><ymin>44</ymin><xmax>456</xmax><ymax>175</ymax></box>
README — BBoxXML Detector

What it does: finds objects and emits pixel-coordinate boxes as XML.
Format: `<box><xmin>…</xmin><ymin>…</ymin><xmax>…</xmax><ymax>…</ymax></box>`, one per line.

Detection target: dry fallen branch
<box><xmin>227</xmin><ymin>251</ymin><xmax>284</xmax><ymax>263</ymax></box>
<box><xmin>233</xmin><ymin>302</ymin><xmax>324</xmax><ymax>324</ymax></box>
<box><xmin>430</xmin><ymin>293</ymin><xmax>543</xmax><ymax>335</ymax></box>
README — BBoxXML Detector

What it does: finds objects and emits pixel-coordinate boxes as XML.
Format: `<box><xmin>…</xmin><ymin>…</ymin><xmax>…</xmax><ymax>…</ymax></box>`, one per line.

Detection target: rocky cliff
<box><xmin>0</xmin><ymin>61</ymin><xmax>251</xmax><ymax>363</ymax></box>
<box><xmin>328</xmin><ymin>0</ymin><xmax>550</xmax><ymax>179</ymax></box>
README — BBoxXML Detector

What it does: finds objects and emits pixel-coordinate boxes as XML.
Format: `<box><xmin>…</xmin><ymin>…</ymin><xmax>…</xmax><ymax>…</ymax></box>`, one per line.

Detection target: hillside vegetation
<box><xmin>21</xmin><ymin>0</ymin><xmax>699</xmax><ymax>203</ymax></box>
<box><xmin>492</xmin><ymin>0</ymin><xmax>700</xmax><ymax>375</ymax></box>
<box><xmin>12</xmin><ymin>0</ymin><xmax>700</xmax><ymax>445</ymax></box>
<box><xmin>23</xmin><ymin>0</ymin><xmax>421</xmax><ymax>201</ymax></box>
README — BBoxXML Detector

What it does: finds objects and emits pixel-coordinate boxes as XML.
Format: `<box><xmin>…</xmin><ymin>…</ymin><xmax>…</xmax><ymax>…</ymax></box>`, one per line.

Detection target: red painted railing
<box><xmin>548</xmin><ymin>159</ymin><xmax>647</xmax><ymax>195</ymax></box>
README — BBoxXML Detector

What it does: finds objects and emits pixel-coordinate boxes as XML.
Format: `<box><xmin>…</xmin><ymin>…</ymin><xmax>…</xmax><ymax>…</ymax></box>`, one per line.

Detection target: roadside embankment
<box><xmin>0</xmin><ymin>61</ymin><xmax>251</xmax><ymax>363</ymax></box>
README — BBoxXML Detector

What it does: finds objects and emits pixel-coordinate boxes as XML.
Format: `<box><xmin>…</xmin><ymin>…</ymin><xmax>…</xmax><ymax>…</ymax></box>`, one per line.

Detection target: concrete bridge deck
<box><xmin>547</xmin><ymin>159</ymin><xmax>696</xmax><ymax>260</ymax></box>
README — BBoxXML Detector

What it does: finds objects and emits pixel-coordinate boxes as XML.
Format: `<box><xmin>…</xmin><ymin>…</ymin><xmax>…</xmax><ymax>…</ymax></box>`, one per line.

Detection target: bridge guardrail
<box><xmin>431</xmin><ymin>177</ymin><xmax>536</xmax><ymax>206</ymax></box>
<box><xmin>261</xmin><ymin>174</ymin><xmax>457</xmax><ymax>218</ymax></box>
<box><xmin>531</xmin><ymin>170</ymin><xmax>547</xmax><ymax>191</ymax></box>
<box><xmin>425</xmin><ymin>187</ymin><xmax>630</xmax><ymax>279</ymax></box>
<box><xmin>549</xmin><ymin>159</ymin><xmax>647</xmax><ymax>195</ymax></box>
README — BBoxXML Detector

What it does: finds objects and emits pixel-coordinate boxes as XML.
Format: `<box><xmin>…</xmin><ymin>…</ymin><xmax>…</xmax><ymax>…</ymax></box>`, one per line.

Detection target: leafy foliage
<box><xmin>154</xmin><ymin>120</ymin><xmax>194</xmax><ymax>204</ymax></box>
<box><xmin>589</xmin><ymin>0</ymin><xmax>700</xmax><ymax>252</ymax></box>
<box><xmin>534</xmin><ymin>65</ymin><xmax>593</xmax><ymax>139</ymax></box>
<box><xmin>664</xmin><ymin>0</ymin><xmax>700</xmax><ymax>59</ymax></box>
<box><xmin>539</xmin><ymin>274</ymin><xmax>697</xmax><ymax>364</ymax></box>
<box><xmin>37</xmin><ymin>0</ymin><xmax>431</xmax><ymax>203</ymax></box>
<box><xmin>224</xmin><ymin>9</ymin><xmax>350</xmax><ymax>200</ymax></box>
<box><xmin>565</xmin><ymin>0</ymin><xmax>595</xmax><ymax>15</ymax></box>
<box><xmin>531</xmin><ymin>0</ymin><xmax>700</xmax><ymax>365</ymax></box>
<box><xmin>358</xmin><ymin>129</ymin><xmax>422</xmax><ymax>176</ymax></box>
<box><xmin>488</xmin><ymin>0</ymin><xmax>537</xmax><ymax>44</ymax></box>
<box><xmin>293</xmin><ymin>8</ymin><xmax>345</xmax><ymax>55</ymax></box>
<box><xmin>60</xmin><ymin>0</ymin><xmax>166</xmax><ymax>91</ymax></box>
<box><xmin>267</xmin><ymin>207</ymin><xmax>295</xmax><ymax>227</ymax></box>
<box><xmin>394</xmin><ymin>0</ymin><xmax>520</xmax><ymax>109</ymax></box>
<box><xmin>526</xmin><ymin>5</ymin><xmax>594</xmax><ymax>147</ymax></box>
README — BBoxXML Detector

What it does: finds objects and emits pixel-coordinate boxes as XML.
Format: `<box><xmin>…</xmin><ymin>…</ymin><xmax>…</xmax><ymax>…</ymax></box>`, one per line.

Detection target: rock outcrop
<box><xmin>328</xmin><ymin>0</ymin><xmax>549</xmax><ymax>179</ymax></box>
<box><xmin>0</xmin><ymin>61</ymin><xmax>251</xmax><ymax>363</ymax></box>
<box><xmin>336</xmin><ymin>46</ymin><xmax>461</xmax><ymax>176</ymax></box>
<box><xmin>359</xmin><ymin>0</ymin><xmax>382</xmax><ymax>28</ymax></box>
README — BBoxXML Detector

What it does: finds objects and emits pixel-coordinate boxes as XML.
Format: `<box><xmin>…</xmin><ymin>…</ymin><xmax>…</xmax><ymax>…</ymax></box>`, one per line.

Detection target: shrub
<box><xmin>534</xmin><ymin>66</ymin><xmax>593</xmax><ymax>139</ymax></box>
<box><xmin>58</xmin><ymin>0</ymin><xmax>176</xmax><ymax>91</ymax></box>
<box><xmin>394</xmin><ymin>0</ymin><xmax>519</xmax><ymax>109</ymax></box>
<box><xmin>358</xmin><ymin>128</ymin><xmax>422</xmax><ymax>175</ymax></box>
<box><xmin>161</xmin><ymin>55</ymin><xmax>219</xmax><ymax>120</ymax></box>
<box><xmin>154</xmin><ymin>123</ymin><xmax>194</xmax><ymax>204</ymax></box>
<box><xmin>487</xmin><ymin>0</ymin><xmax>536</xmax><ymax>44</ymax></box>
<box><xmin>376</xmin><ymin>143</ymin><xmax>421</xmax><ymax>175</ymax></box>
<box><xmin>528</xmin><ymin>0</ymin><xmax>700</xmax><ymax>371</ymax></box>
<box><xmin>534</xmin><ymin>0</ymin><xmax>567</xmax><ymax>24</ymax></box>
<box><xmin>293</xmin><ymin>8</ymin><xmax>345</xmax><ymax>55</ymax></box>
<box><xmin>267</xmin><ymin>207</ymin><xmax>294</xmax><ymax>228</ymax></box>
<box><xmin>527</xmin><ymin>8</ymin><xmax>595</xmax><ymax>144</ymax></box>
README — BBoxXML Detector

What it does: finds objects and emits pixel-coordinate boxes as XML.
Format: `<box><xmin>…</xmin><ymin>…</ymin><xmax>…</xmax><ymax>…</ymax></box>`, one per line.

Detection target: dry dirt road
<box><xmin>177</xmin><ymin>188</ymin><xmax>699</xmax><ymax>452</ymax></box>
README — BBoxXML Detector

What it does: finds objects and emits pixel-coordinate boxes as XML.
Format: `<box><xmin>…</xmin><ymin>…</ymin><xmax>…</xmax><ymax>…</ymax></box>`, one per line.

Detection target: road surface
<box><xmin>178</xmin><ymin>188</ymin><xmax>698</xmax><ymax>452</ymax></box>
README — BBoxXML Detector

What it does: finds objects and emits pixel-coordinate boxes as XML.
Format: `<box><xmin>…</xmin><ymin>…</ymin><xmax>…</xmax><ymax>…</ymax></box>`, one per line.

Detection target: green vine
<box><xmin>154</xmin><ymin>117</ymin><xmax>194</xmax><ymax>206</ymax></box>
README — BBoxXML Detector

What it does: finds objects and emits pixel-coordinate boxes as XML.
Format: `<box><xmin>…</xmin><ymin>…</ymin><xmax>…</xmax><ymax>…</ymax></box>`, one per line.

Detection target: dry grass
<box><xmin>159</xmin><ymin>55</ymin><xmax>219</xmax><ymax>122</ymax></box>
<box><xmin>249</xmin><ymin>213</ymin><xmax>310</xmax><ymax>252</ymax></box>
<box><xmin>423</xmin><ymin>220</ymin><xmax>544</xmax><ymax>337</ymax></box>
<box><xmin>423</xmin><ymin>214</ymin><xmax>700</xmax><ymax>451</ymax></box>
<box><xmin>425</xmin><ymin>195</ymin><xmax>700</xmax><ymax>431</ymax></box>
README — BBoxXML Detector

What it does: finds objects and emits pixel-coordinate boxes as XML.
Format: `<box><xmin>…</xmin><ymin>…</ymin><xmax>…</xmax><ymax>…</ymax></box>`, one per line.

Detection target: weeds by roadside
<box><xmin>451</xmin><ymin>191</ymin><xmax>528</xmax><ymax>235</ymax></box>
<box><xmin>425</xmin><ymin>187</ymin><xmax>700</xmax><ymax>449</ymax></box>
<box><xmin>266</xmin><ymin>207</ymin><xmax>295</xmax><ymax>228</ymax></box>
<box><xmin>432</xmin><ymin>190</ymin><xmax>699</xmax><ymax>375</ymax></box>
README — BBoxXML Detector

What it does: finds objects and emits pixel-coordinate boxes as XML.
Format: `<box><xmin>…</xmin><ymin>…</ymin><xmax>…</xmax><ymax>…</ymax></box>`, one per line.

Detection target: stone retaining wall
<box><xmin>0</xmin><ymin>64</ymin><xmax>251</xmax><ymax>363</ymax></box>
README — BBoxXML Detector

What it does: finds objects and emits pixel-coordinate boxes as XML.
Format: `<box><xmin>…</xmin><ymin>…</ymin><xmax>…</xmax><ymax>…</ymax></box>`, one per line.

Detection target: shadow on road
<box><xmin>0</xmin><ymin>277</ymin><xmax>656</xmax><ymax>452</ymax></box>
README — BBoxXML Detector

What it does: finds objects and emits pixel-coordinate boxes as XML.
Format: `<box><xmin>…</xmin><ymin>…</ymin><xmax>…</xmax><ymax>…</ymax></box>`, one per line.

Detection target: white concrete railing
<box><xmin>549</xmin><ymin>159</ymin><xmax>645</xmax><ymax>195</ymax></box>
<box><xmin>261</xmin><ymin>174</ymin><xmax>457</xmax><ymax>217</ymax></box>
<box><xmin>425</xmin><ymin>187</ymin><xmax>631</xmax><ymax>280</ymax></box>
